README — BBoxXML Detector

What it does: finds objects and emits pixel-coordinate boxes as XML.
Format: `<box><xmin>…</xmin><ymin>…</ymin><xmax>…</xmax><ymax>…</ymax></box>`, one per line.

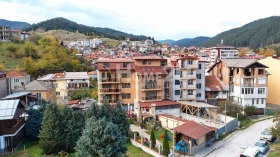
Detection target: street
<box><xmin>205</xmin><ymin>118</ymin><xmax>274</xmax><ymax>157</ymax></box>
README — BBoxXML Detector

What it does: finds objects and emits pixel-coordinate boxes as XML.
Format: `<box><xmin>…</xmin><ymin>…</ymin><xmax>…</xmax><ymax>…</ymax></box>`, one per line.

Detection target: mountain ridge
<box><xmin>0</xmin><ymin>19</ymin><xmax>30</xmax><ymax>30</ymax></box>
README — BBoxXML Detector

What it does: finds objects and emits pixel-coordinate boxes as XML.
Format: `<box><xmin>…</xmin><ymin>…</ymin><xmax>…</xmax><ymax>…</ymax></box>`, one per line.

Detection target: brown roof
<box><xmin>52</xmin><ymin>73</ymin><xmax>65</xmax><ymax>79</ymax></box>
<box><xmin>174</xmin><ymin>121</ymin><xmax>212</xmax><ymax>139</ymax></box>
<box><xmin>139</xmin><ymin>100</ymin><xmax>180</xmax><ymax>108</ymax></box>
<box><xmin>135</xmin><ymin>66</ymin><xmax>167</xmax><ymax>75</ymax></box>
<box><xmin>97</xmin><ymin>57</ymin><xmax>134</xmax><ymax>63</ymax></box>
<box><xmin>7</xmin><ymin>71</ymin><xmax>29</xmax><ymax>78</ymax></box>
<box><xmin>205</xmin><ymin>76</ymin><xmax>228</xmax><ymax>91</ymax></box>
<box><xmin>68</xmin><ymin>100</ymin><xmax>80</xmax><ymax>105</ymax></box>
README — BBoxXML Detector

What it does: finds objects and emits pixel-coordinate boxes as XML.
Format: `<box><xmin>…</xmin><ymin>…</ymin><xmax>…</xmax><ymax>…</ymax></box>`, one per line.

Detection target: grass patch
<box><xmin>125</xmin><ymin>143</ymin><xmax>153</xmax><ymax>157</ymax></box>
<box><xmin>268</xmin><ymin>142</ymin><xmax>280</xmax><ymax>157</ymax></box>
<box><xmin>240</xmin><ymin>118</ymin><xmax>254</xmax><ymax>129</ymax></box>
<box><xmin>146</xmin><ymin>129</ymin><xmax>173</xmax><ymax>147</ymax></box>
<box><xmin>100</xmin><ymin>38</ymin><xmax>121</xmax><ymax>47</ymax></box>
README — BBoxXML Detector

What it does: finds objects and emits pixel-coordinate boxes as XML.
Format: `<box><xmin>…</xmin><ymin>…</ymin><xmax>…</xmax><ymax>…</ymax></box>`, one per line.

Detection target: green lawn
<box><xmin>240</xmin><ymin>118</ymin><xmax>254</xmax><ymax>129</ymax></box>
<box><xmin>126</xmin><ymin>143</ymin><xmax>153</xmax><ymax>157</ymax></box>
<box><xmin>4</xmin><ymin>141</ymin><xmax>151</xmax><ymax>157</ymax></box>
<box><xmin>146</xmin><ymin>129</ymin><xmax>174</xmax><ymax>147</ymax></box>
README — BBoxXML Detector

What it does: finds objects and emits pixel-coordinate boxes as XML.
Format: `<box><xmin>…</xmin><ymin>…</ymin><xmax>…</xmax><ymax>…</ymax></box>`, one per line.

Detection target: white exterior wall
<box><xmin>155</xmin><ymin>108</ymin><xmax>180</xmax><ymax>116</ymax></box>
<box><xmin>220</xmin><ymin>50</ymin><xmax>239</xmax><ymax>59</ymax></box>
<box><xmin>196</xmin><ymin>62</ymin><xmax>205</xmax><ymax>101</ymax></box>
<box><xmin>171</xmin><ymin>68</ymin><xmax>181</xmax><ymax>101</ymax></box>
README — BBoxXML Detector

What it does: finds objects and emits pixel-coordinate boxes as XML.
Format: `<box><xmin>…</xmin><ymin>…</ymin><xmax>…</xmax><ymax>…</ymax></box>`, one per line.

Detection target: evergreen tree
<box><xmin>162</xmin><ymin>130</ymin><xmax>170</xmax><ymax>156</ymax></box>
<box><xmin>86</xmin><ymin>102</ymin><xmax>100</xmax><ymax>119</ymax></box>
<box><xmin>75</xmin><ymin>117</ymin><xmax>126</xmax><ymax>157</ymax></box>
<box><xmin>150</xmin><ymin>128</ymin><xmax>156</xmax><ymax>148</ymax></box>
<box><xmin>100</xmin><ymin>99</ymin><xmax>111</xmax><ymax>121</ymax></box>
<box><xmin>39</xmin><ymin>103</ymin><xmax>63</xmax><ymax>155</ymax></box>
<box><xmin>25</xmin><ymin>104</ymin><xmax>46</xmax><ymax>140</ymax></box>
<box><xmin>111</xmin><ymin>101</ymin><xmax>129</xmax><ymax>142</ymax></box>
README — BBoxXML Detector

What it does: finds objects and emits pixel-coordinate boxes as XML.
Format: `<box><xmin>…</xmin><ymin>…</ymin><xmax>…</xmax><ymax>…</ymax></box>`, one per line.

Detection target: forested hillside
<box><xmin>0</xmin><ymin>19</ymin><xmax>30</xmax><ymax>30</ymax></box>
<box><xmin>25</xmin><ymin>17</ymin><xmax>148</xmax><ymax>41</ymax></box>
<box><xmin>158</xmin><ymin>37</ymin><xmax>209</xmax><ymax>47</ymax></box>
<box><xmin>202</xmin><ymin>16</ymin><xmax>280</xmax><ymax>48</ymax></box>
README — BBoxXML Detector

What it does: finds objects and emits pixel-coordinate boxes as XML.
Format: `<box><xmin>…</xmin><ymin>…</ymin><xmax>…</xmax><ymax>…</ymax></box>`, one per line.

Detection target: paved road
<box><xmin>206</xmin><ymin>119</ymin><xmax>274</xmax><ymax>157</ymax></box>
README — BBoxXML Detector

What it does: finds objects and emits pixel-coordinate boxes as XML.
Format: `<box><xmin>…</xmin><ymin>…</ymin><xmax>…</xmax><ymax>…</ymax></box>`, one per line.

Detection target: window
<box><xmin>258</xmin><ymin>69</ymin><xmax>264</xmax><ymax>75</ymax></box>
<box><xmin>198</xmin><ymin>64</ymin><xmax>201</xmax><ymax>69</ymax></box>
<box><xmin>196</xmin><ymin>93</ymin><xmax>201</xmax><ymax>98</ymax></box>
<box><xmin>122</xmin><ymin>83</ymin><xmax>131</xmax><ymax>88</ymax></box>
<box><xmin>252</xmin><ymin>99</ymin><xmax>254</xmax><ymax>105</ymax></box>
<box><xmin>243</xmin><ymin>88</ymin><xmax>254</xmax><ymax>94</ymax></box>
<box><xmin>175</xmin><ymin>70</ymin><xmax>180</xmax><ymax>75</ymax></box>
<box><xmin>196</xmin><ymin>83</ymin><xmax>201</xmax><ymax>89</ymax></box>
<box><xmin>14</xmin><ymin>79</ymin><xmax>19</xmax><ymax>82</ymax></box>
<box><xmin>175</xmin><ymin>90</ymin><xmax>180</xmax><ymax>95</ymax></box>
<box><xmin>14</xmin><ymin>86</ymin><xmax>19</xmax><ymax>89</ymax></box>
<box><xmin>196</xmin><ymin>74</ymin><xmax>201</xmax><ymax>79</ymax></box>
<box><xmin>188</xmin><ymin>80</ymin><xmax>193</xmax><ymax>85</ymax></box>
<box><xmin>36</xmin><ymin>93</ymin><xmax>42</xmax><ymax>99</ymax></box>
<box><xmin>56</xmin><ymin>92</ymin><xmax>60</xmax><ymax>95</ymax></box>
<box><xmin>256</xmin><ymin>99</ymin><xmax>259</xmax><ymax>104</ymax></box>
<box><xmin>102</xmin><ymin>84</ymin><xmax>111</xmax><ymax>88</ymax></box>
<box><xmin>103</xmin><ymin>62</ymin><xmax>109</xmax><ymax>68</ymax></box>
<box><xmin>223</xmin><ymin>91</ymin><xmax>227</xmax><ymax>94</ymax></box>
<box><xmin>258</xmin><ymin>88</ymin><xmax>265</xmax><ymax>94</ymax></box>
<box><xmin>188</xmin><ymin>90</ymin><xmax>193</xmax><ymax>95</ymax></box>
<box><xmin>121</xmin><ymin>73</ymin><xmax>130</xmax><ymax>78</ymax></box>
<box><xmin>188</xmin><ymin>70</ymin><xmax>193</xmax><ymax>75</ymax></box>
<box><xmin>122</xmin><ymin>93</ymin><xmax>131</xmax><ymax>99</ymax></box>
<box><xmin>123</xmin><ymin>62</ymin><xmax>130</xmax><ymax>67</ymax></box>
<box><xmin>142</xmin><ymin>60</ymin><xmax>147</xmax><ymax>65</ymax></box>
<box><xmin>261</xmin><ymin>99</ymin><xmax>264</xmax><ymax>104</ymax></box>
<box><xmin>175</xmin><ymin>80</ymin><xmax>180</xmax><ymax>85</ymax></box>
<box><xmin>188</xmin><ymin>60</ymin><xmax>193</xmax><ymax>65</ymax></box>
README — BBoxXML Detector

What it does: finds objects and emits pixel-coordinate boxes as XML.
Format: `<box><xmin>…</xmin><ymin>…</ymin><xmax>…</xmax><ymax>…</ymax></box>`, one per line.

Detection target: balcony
<box><xmin>99</xmin><ymin>78</ymin><xmax>121</xmax><ymax>83</ymax></box>
<box><xmin>142</xmin><ymin>96</ymin><xmax>162</xmax><ymax>102</ymax></box>
<box><xmin>180</xmin><ymin>84</ymin><xmax>196</xmax><ymax>89</ymax></box>
<box><xmin>241</xmin><ymin>83</ymin><xmax>256</xmax><ymax>87</ymax></box>
<box><xmin>67</xmin><ymin>87</ymin><xmax>89</xmax><ymax>91</ymax></box>
<box><xmin>100</xmin><ymin>88</ymin><xmax>121</xmax><ymax>94</ymax></box>
<box><xmin>141</xmin><ymin>84</ymin><xmax>162</xmax><ymax>91</ymax></box>
<box><xmin>180</xmin><ymin>75</ymin><xmax>196</xmax><ymax>80</ymax></box>
<box><xmin>180</xmin><ymin>95</ymin><xmax>196</xmax><ymax>101</ymax></box>
<box><xmin>100</xmin><ymin>99</ymin><xmax>118</xmax><ymax>104</ymax></box>
<box><xmin>180</xmin><ymin>65</ymin><xmax>197</xmax><ymax>69</ymax></box>
<box><xmin>0</xmin><ymin>119</ymin><xmax>25</xmax><ymax>135</ymax></box>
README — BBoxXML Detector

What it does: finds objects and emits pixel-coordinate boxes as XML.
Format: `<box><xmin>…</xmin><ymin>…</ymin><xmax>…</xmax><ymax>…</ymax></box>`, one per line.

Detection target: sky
<box><xmin>1</xmin><ymin>0</ymin><xmax>280</xmax><ymax>40</ymax></box>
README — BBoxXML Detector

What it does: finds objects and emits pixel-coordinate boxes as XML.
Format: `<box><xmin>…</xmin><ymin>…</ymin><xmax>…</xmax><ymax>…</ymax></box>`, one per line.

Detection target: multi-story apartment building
<box><xmin>7</xmin><ymin>71</ymin><xmax>30</xmax><ymax>92</ymax></box>
<box><xmin>0</xmin><ymin>26</ymin><xmax>11</xmax><ymax>41</ymax></box>
<box><xmin>177</xmin><ymin>56</ymin><xmax>198</xmax><ymax>101</ymax></box>
<box><xmin>208</xmin><ymin>59</ymin><xmax>269</xmax><ymax>113</ymax></box>
<box><xmin>210</xmin><ymin>45</ymin><xmax>239</xmax><ymax>65</ymax></box>
<box><xmin>0</xmin><ymin>71</ymin><xmax>8</xmax><ymax>99</ymax></box>
<box><xmin>97</xmin><ymin>58</ymin><xmax>136</xmax><ymax>110</ymax></box>
<box><xmin>196</xmin><ymin>59</ymin><xmax>206</xmax><ymax>102</ymax></box>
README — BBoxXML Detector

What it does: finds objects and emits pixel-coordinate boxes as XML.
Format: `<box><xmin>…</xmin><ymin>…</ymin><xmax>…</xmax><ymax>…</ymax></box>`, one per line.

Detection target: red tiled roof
<box><xmin>97</xmin><ymin>57</ymin><xmax>135</xmax><ymax>63</ymax></box>
<box><xmin>135</xmin><ymin>66</ymin><xmax>168</xmax><ymax>75</ymax></box>
<box><xmin>205</xmin><ymin>76</ymin><xmax>227</xmax><ymax>91</ymax></box>
<box><xmin>174</xmin><ymin>121</ymin><xmax>212</xmax><ymax>139</ymax></box>
<box><xmin>68</xmin><ymin>100</ymin><xmax>80</xmax><ymax>105</ymax></box>
<box><xmin>138</xmin><ymin>100</ymin><xmax>180</xmax><ymax>108</ymax></box>
<box><xmin>7</xmin><ymin>71</ymin><xmax>28</xmax><ymax>78</ymax></box>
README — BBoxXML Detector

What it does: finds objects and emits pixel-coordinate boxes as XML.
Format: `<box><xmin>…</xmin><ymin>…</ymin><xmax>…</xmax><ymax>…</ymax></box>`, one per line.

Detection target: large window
<box><xmin>188</xmin><ymin>60</ymin><xmax>193</xmax><ymax>65</ymax></box>
<box><xmin>188</xmin><ymin>90</ymin><xmax>193</xmax><ymax>95</ymax></box>
<box><xmin>196</xmin><ymin>74</ymin><xmax>201</xmax><ymax>79</ymax></box>
<box><xmin>175</xmin><ymin>90</ymin><xmax>180</xmax><ymax>95</ymax></box>
<box><xmin>196</xmin><ymin>83</ymin><xmax>201</xmax><ymax>89</ymax></box>
<box><xmin>242</xmin><ymin>88</ymin><xmax>254</xmax><ymax>94</ymax></box>
<box><xmin>196</xmin><ymin>93</ymin><xmax>201</xmax><ymax>98</ymax></box>
<box><xmin>123</xmin><ymin>63</ymin><xmax>130</xmax><ymax>67</ymax></box>
<box><xmin>122</xmin><ymin>93</ymin><xmax>131</xmax><ymax>99</ymax></box>
<box><xmin>36</xmin><ymin>93</ymin><xmax>42</xmax><ymax>99</ymax></box>
<box><xmin>122</xmin><ymin>83</ymin><xmax>131</xmax><ymax>88</ymax></box>
<box><xmin>258</xmin><ymin>88</ymin><xmax>265</xmax><ymax>94</ymax></box>
<box><xmin>121</xmin><ymin>73</ymin><xmax>130</xmax><ymax>78</ymax></box>
<box><xmin>175</xmin><ymin>80</ymin><xmax>180</xmax><ymax>85</ymax></box>
<box><xmin>14</xmin><ymin>79</ymin><xmax>19</xmax><ymax>82</ymax></box>
<box><xmin>188</xmin><ymin>80</ymin><xmax>193</xmax><ymax>85</ymax></box>
<box><xmin>258</xmin><ymin>69</ymin><xmax>264</xmax><ymax>75</ymax></box>
<box><xmin>175</xmin><ymin>70</ymin><xmax>180</xmax><ymax>75</ymax></box>
<box><xmin>198</xmin><ymin>64</ymin><xmax>201</xmax><ymax>69</ymax></box>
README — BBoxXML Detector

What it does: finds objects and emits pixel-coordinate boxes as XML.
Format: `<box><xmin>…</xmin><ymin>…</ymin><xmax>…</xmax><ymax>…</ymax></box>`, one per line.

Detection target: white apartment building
<box><xmin>196</xmin><ymin>60</ymin><xmax>206</xmax><ymax>102</ymax></box>
<box><xmin>210</xmin><ymin>46</ymin><xmax>239</xmax><ymax>64</ymax></box>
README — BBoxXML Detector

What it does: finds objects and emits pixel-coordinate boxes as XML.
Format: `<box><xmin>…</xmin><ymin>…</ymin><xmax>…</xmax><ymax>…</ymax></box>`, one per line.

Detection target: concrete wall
<box><xmin>156</xmin><ymin>108</ymin><xmax>180</xmax><ymax>117</ymax></box>
<box><xmin>0</xmin><ymin>78</ymin><xmax>8</xmax><ymax>99</ymax></box>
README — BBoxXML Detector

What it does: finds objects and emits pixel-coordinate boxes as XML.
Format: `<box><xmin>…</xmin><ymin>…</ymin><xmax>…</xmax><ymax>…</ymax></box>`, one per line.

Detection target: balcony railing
<box><xmin>241</xmin><ymin>83</ymin><xmax>256</xmax><ymax>87</ymax></box>
<box><xmin>142</xmin><ymin>96</ymin><xmax>161</xmax><ymax>101</ymax></box>
<box><xmin>180</xmin><ymin>84</ymin><xmax>196</xmax><ymax>89</ymax></box>
<box><xmin>100</xmin><ymin>99</ymin><xmax>118</xmax><ymax>103</ymax></box>
<box><xmin>141</xmin><ymin>84</ymin><xmax>161</xmax><ymax>90</ymax></box>
<box><xmin>180</xmin><ymin>75</ymin><xmax>196</xmax><ymax>79</ymax></box>
<box><xmin>180</xmin><ymin>65</ymin><xmax>198</xmax><ymax>69</ymax></box>
<box><xmin>100</xmin><ymin>89</ymin><xmax>121</xmax><ymax>93</ymax></box>
<box><xmin>0</xmin><ymin>119</ymin><xmax>25</xmax><ymax>135</ymax></box>
<box><xmin>99</xmin><ymin>78</ymin><xmax>121</xmax><ymax>83</ymax></box>
<box><xmin>67</xmin><ymin>87</ymin><xmax>89</xmax><ymax>90</ymax></box>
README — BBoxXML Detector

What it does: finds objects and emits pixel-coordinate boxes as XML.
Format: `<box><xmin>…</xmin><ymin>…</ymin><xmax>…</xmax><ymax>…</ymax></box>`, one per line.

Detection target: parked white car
<box><xmin>240</xmin><ymin>147</ymin><xmax>263</xmax><ymax>157</ymax></box>
<box><xmin>260</xmin><ymin>129</ymin><xmax>276</xmax><ymax>142</ymax></box>
<box><xmin>253</xmin><ymin>140</ymin><xmax>269</xmax><ymax>154</ymax></box>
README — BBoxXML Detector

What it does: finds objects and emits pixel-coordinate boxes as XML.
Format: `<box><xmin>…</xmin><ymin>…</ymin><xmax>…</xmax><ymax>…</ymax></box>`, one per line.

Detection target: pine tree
<box><xmin>86</xmin><ymin>102</ymin><xmax>100</xmax><ymax>119</ymax></box>
<box><xmin>111</xmin><ymin>101</ymin><xmax>129</xmax><ymax>142</ymax></box>
<box><xmin>162</xmin><ymin>130</ymin><xmax>170</xmax><ymax>156</ymax></box>
<box><xmin>150</xmin><ymin>128</ymin><xmax>156</xmax><ymax>148</ymax></box>
<box><xmin>25</xmin><ymin>104</ymin><xmax>45</xmax><ymax>140</ymax></box>
<box><xmin>75</xmin><ymin>117</ymin><xmax>127</xmax><ymax>157</ymax></box>
<box><xmin>100</xmin><ymin>99</ymin><xmax>111</xmax><ymax>121</ymax></box>
<box><xmin>39</xmin><ymin>103</ymin><xmax>63</xmax><ymax>155</ymax></box>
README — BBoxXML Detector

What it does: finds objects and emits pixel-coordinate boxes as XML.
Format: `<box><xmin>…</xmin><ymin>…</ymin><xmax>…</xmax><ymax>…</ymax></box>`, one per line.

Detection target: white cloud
<box><xmin>1</xmin><ymin>0</ymin><xmax>280</xmax><ymax>40</ymax></box>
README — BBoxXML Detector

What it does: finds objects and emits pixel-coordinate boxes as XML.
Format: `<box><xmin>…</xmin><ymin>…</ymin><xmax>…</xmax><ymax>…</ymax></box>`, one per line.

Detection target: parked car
<box><xmin>240</xmin><ymin>147</ymin><xmax>263</xmax><ymax>157</ymax></box>
<box><xmin>253</xmin><ymin>140</ymin><xmax>269</xmax><ymax>154</ymax></box>
<box><xmin>260</xmin><ymin>129</ymin><xmax>276</xmax><ymax>142</ymax></box>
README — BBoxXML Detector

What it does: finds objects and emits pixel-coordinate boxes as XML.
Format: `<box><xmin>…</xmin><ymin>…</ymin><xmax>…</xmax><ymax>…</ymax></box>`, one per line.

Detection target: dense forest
<box><xmin>0</xmin><ymin>19</ymin><xmax>30</xmax><ymax>30</ymax></box>
<box><xmin>0</xmin><ymin>34</ymin><xmax>92</xmax><ymax>78</ymax></box>
<box><xmin>158</xmin><ymin>37</ymin><xmax>210</xmax><ymax>47</ymax></box>
<box><xmin>202</xmin><ymin>16</ymin><xmax>280</xmax><ymax>48</ymax></box>
<box><xmin>25</xmin><ymin>17</ymin><xmax>148</xmax><ymax>41</ymax></box>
